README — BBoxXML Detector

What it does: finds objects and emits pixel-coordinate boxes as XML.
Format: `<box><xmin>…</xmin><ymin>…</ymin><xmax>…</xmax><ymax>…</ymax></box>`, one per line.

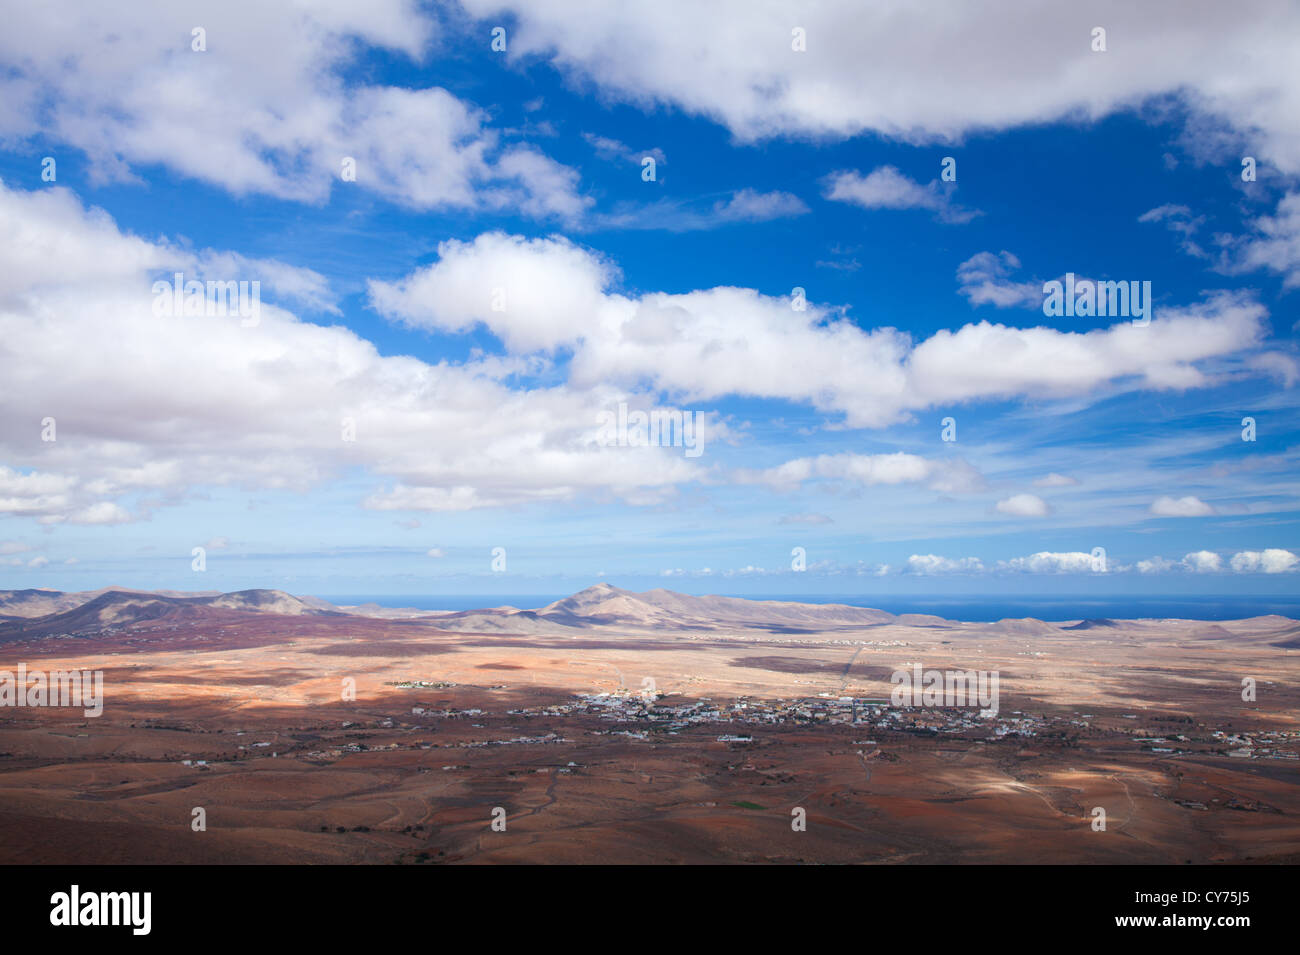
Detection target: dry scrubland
<box><xmin>1</xmin><ymin>584</ymin><xmax>1298</xmax><ymax>864</ymax></box>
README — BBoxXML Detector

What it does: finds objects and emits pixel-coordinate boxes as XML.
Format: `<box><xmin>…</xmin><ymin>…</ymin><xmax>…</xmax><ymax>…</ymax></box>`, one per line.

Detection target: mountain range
<box><xmin>0</xmin><ymin>587</ymin><xmax>333</xmax><ymax>639</ymax></box>
<box><xmin>1</xmin><ymin>582</ymin><xmax>1297</xmax><ymax>646</ymax></box>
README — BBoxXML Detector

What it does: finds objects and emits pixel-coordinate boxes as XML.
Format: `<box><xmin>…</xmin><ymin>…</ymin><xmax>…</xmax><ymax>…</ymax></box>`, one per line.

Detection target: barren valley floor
<box><xmin>1</xmin><ymin>589</ymin><xmax>1298</xmax><ymax>864</ymax></box>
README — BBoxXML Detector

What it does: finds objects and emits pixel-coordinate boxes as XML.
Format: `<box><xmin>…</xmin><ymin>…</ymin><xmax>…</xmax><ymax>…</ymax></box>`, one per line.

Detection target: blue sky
<box><xmin>0</xmin><ymin>1</ymin><xmax>1297</xmax><ymax>598</ymax></box>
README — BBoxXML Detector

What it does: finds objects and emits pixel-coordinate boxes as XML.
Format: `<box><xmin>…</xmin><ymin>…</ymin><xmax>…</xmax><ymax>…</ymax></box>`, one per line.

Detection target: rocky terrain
<box><xmin>1</xmin><ymin>584</ymin><xmax>1298</xmax><ymax>864</ymax></box>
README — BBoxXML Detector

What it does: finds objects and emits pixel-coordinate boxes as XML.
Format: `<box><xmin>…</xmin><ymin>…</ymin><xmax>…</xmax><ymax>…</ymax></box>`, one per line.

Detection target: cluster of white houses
<box><xmin>210</xmin><ymin>685</ymin><xmax>1300</xmax><ymax>766</ymax></box>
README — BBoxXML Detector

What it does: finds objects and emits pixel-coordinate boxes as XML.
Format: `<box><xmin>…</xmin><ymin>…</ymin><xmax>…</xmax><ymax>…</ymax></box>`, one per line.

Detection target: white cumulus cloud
<box><xmin>1000</xmin><ymin>552</ymin><xmax>1098</xmax><ymax>574</ymax></box>
<box><xmin>1229</xmin><ymin>549</ymin><xmax>1299</xmax><ymax>573</ymax></box>
<box><xmin>824</xmin><ymin>167</ymin><xmax>978</xmax><ymax>224</ymax></box>
<box><xmin>996</xmin><ymin>493</ymin><xmax>1050</xmax><ymax>517</ymax></box>
<box><xmin>905</xmin><ymin>554</ymin><xmax>985</xmax><ymax>575</ymax></box>
<box><xmin>462</xmin><ymin>0</ymin><xmax>1300</xmax><ymax>176</ymax></box>
<box><xmin>1150</xmin><ymin>495</ymin><xmax>1215</xmax><ymax>517</ymax></box>
<box><xmin>1182</xmin><ymin>550</ymin><xmax>1223</xmax><ymax>573</ymax></box>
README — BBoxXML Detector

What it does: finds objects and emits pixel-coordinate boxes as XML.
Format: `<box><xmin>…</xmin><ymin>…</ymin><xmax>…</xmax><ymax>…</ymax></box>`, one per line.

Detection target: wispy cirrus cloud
<box><xmin>587</xmin><ymin>188</ymin><xmax>808</xmax><ymax>232</ymax></box>
<box><xmin>581</xmin><ymin>132</ymin><xmax>666</xmax><ymax>167</ymax></box>
<box><xmin>1138</xmin><ymin>204</ymin><xmax>1208</xmax><ymax>258</ymax></box>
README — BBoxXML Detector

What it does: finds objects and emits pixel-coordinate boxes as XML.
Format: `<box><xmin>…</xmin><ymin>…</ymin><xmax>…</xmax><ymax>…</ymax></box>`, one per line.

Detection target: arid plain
<box><xmin>1</xmin><ymin>583</ymin><xmax>1298</xmax><ymax>864</ymax></box>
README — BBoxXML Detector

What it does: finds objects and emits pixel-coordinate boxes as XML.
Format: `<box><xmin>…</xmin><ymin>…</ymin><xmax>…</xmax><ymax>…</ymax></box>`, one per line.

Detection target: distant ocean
<box><xmin>319</xmin><ymin>594</ymin><xmax>1300</xmax><ymax>622</ymax></box>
